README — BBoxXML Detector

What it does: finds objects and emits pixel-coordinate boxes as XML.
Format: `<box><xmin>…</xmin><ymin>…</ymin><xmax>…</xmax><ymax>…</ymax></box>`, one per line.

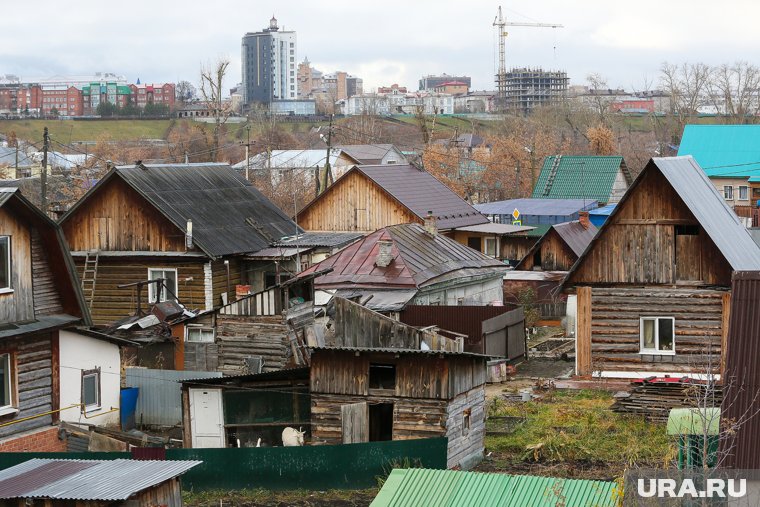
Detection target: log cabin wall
<box><xmin>297</xmin><ymin>170</ymin><xmax>419</xmax><ymax>232</ymax></box>
<box><xmin>585</xmin><ymin>287</ymin><xmax>726</xmax><ymax>375</ymax></box>
<box><xmin>0</xmin><ymin>206</ymin><xmax>33</xmax><ymax>323</ymax></box>
<box><xmin>215</xmin><ymin>315</ymin><xmax>290</xmax><ymax>374</ymax></box>
<box><xmin>445</xmin><ymin>386</ymin><xmax>486</xmax><ymax>469</ymax></box>
<box><xmin>61</xmin><ymin>177</ymin><xmax>188</xmax><ymax>253</ymax></box>
<box><xmin>73</xmin><ymin>258</ymin><xmax>208</xmax><ymax>325</ymax></box>
<box><xmin>517</xmin><ymin>229</ymin><xmax>577</xmax><ymax>271</ymax></box>
<box><xmin>210</xmin><ymin>258</ymin><xmax>242</xmax><ymax>305</ymax></box>
<box><xmin>570</xmin><ymin>169</ymin><xmax>732</xmax><ymax>286</ymax></box>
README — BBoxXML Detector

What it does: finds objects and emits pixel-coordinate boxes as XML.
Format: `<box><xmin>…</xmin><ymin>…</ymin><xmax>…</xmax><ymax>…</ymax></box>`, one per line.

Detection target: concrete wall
<box><xmin>59</xmin><ymin>330</ymin><xmax>121</xmax><ymax>426</ymax></box>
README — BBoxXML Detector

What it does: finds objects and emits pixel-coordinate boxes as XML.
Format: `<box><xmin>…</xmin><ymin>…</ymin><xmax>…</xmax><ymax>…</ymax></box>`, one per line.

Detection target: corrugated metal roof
<box><xmin>357</xmin><ymin>165</ymin><xmax>488</xmax><ymax>229</ymax></box>
<box><xmin>336</xmin><ymin>144</ymin><xmax>405</xmax><ymax>165</ymax></box>
<box><xmin>475</xmin><ymin>198</ymin><xmax>598</xmax><ymax>217</ymax></box>
<box><xmin>232</xmin><ymin>149</ymin><xmax>342</xmax><ymax>170</ymax></box>
<box><xmin>654</xmin><ymin>156</ymin><xmax>760</xmax><ymax>270</ymax></box>
<box><xmin>454</xmin><ymin>223</ymin><xmax>535</xmax><ymax>234</ymax></box>
<box><xmin>0</xmin><ymin>146</ymin><xmax>33</xmax><ymax>168</ymax></box>
<box><xmin>370</xmin><ymin>468</ymin><xmax>618</xmax><ymax>507</ymax></box>
<box><xmin>552</xmin><ymin>221</ymin><xmax>598</xmax><ymax>257</ymax></box>
<box><xmin>274</xmin><ymin>231</ymin><xmax>365</xmax><ymax>248</ymax></box>
<box><xmin>677</xmin><ymin>124</ymin><xmax>760</xmax><ymax>178</ymax></box>
<box><xmin>532</xmin><ymin>156</ymin><xmax>631</xmax><ymax>202</ymax></box>
<box><xmin>247</xmin><ymin>246</ymin><xmax>311</xmax><ymax>258</ymax></box>
<box><xmin>333</xmin><ymin>288</ymin><xmax>419</xmax><ymax>312</ymax></box>
<box><xmin>181</xmin><ymin>366</ymin><xmax>310</xmax><ymax>385</ymax></box>
<box><xmin>313</xmin><ymin>346</ymin><xmax>489</xmax><ymax>358</ymax></box>
<box><xmin>0</xmin><ymin>459</ymin><xmax>201</xmax><ymax>500</ymax></box>
<box><xmin>61</xmin><ymin>163</ymin><xmax>300</xmax><ymax>258</ymax></box>
<box><xmin>299</xmin><ymin>223</ymin><xmax>506</xmax><ymax>290</ymax></box>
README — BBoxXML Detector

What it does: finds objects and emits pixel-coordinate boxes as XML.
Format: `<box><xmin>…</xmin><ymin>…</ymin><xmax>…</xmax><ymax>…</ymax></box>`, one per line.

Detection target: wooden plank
<box><xmin>577</xmin><ymin>286</ymin><xmax>592</xmax><ymax>376</ymax></box>
<box><xmin>721</xmin><ymin>292</ymin><xmax>731</xmax><ymax>378</ymax></box>
<box><xmin>341</xmin><ymin>402</ymin><xmax>368</xmax><ymax>443</ymax></box>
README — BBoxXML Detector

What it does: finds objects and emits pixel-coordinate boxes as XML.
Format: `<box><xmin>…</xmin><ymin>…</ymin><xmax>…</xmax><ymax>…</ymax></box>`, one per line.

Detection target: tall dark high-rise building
<box><xmin>241</xmin><ymin>16</ymin><xmax>297</xmax><ymax>107</ymax></box>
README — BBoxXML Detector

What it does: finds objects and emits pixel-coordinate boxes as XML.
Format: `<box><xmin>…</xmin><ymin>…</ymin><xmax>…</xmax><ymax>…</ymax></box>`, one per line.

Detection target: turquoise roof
<box><xmin>677</xmin><ymin>124</ymin><xmax>760</xmax><ymax>179</ymax></box>
<box><xmin>532</xmin><ymin>156</ymin><xmax>628</xmax><ymax>202</ymax></box>
<box><xmin>371</xmin><ymin>468</ymin><xmax>618</xmax><ymax>507</ymax></box>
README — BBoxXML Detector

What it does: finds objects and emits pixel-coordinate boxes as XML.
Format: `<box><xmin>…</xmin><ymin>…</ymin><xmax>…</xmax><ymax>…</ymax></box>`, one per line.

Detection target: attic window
<box><xmin>369</xmin><ymin>364</ymin><xmax>396</xmax><ymax>390</ymax></box>
<box><xmin>0</xmin><ymin>236</ymin><xmax>9</xmax><ymax>291</ymax></box>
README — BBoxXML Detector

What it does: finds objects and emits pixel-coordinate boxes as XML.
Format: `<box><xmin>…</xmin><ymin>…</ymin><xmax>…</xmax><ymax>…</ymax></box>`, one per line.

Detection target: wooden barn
<box><xmin>59</xmin><ymin>162</ymin><xmax>299</xmax><ymax>325</ymax></box>
<box><xmin>515</xmin><ymin>215</ymin><xmax>597</xmax><ymax>272</ymax></box>
<box><xmin>564</xmin><ymin>157</ymin><xmax>760</xmax><ymax>378</ymax></box>
<box><xmin>310</xmin><ymin>347</ymin><xmax>487</xmax><ymax>469</ymax></box>
<box><xmin>295</xmin><ymin>163</ymin><xmax>488</xmax><ymax>233</ymax></box>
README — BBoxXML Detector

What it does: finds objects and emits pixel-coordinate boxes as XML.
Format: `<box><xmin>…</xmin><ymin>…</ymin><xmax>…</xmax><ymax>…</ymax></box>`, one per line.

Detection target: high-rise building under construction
<box><xmin>503</xmin><ymin>68</ymin><xmax>568</xmax><ymax>115</ymax></box>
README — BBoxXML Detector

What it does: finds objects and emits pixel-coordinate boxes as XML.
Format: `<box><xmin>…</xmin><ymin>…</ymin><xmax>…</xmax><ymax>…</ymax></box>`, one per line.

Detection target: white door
<box><xmin>190</xmin><ymin>388</ymin><xmax>225</xmax><ymax>448</ymax></box>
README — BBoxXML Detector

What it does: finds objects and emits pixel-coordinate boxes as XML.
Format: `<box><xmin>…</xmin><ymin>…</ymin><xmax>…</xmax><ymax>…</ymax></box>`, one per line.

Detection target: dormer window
<box><xmin>0</xmin><ymin>236</ymin><xmax>10</xmax><ymax>292</ymax></box>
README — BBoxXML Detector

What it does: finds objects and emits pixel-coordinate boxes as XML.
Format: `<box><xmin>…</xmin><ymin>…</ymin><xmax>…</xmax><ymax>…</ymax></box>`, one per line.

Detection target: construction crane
<box><xmin>493</xmin><ymin>6</ymin><xmax>563</xmax><ymax>111</ymax></box>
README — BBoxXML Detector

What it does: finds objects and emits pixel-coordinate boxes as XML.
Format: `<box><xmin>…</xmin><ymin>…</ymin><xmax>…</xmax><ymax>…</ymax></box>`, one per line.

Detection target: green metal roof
<box><xmin>371</xmin><ymin>469</ymin><xmax>618</xmax><ymax>507</ymax></box>
<box><xmin>117</xmin><ymin>85</ymin><xmax>132</xmax><ymax>95</ymax></box>
<box><xmin>677</xmin><ymin>124</ymin><xmax>760</xmax><ymax>179</ymax></box>
<box><xmin>667</xmin><ymin>408</ymin><xmax>720</xmax><ymax>436</ymax></box>
<box><xmin>522</xmin><ymin>224</ymin><xmax>551</xmax><ymax>238</ymax></box>
<box><xmin>532</xmin><ymin>156</ymin><xmax>627</xmax><ymax>202</ymax></box>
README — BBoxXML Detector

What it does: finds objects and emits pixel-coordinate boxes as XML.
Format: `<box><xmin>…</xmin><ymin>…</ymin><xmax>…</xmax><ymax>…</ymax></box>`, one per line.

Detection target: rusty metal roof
<box><xmin>312</xmin><ymin>346</ymin><xmax>489</xmax><ymax>358</ymax></box>
<box><xmin>552</xmin><ymin>220</ymin><xmax>598</xmax><ymax>257</ymax></box>
<box><xmin>299</xmin><ymin>223</ymin><xmax>506</xmax><ymax>290</ymax></box>
<box><xmin>0</xmin><ymin>459</ymin><xmax>201</xmax><ymax>500</ymax></box>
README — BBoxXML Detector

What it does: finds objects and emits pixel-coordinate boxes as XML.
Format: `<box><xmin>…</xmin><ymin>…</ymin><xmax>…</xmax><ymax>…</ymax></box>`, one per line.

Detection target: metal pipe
<box><xmin>0</xmin><ymin>404</ymin><xmax>82</xmax><ymax>428</ymax></box>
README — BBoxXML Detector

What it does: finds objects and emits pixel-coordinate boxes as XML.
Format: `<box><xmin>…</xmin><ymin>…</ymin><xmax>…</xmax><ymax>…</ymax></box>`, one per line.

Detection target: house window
<box><xmin>462</xmin><ymin>408</ymin><xmax>471</xmax><ymax>435</ymax></box>
<box><xmin>724</xmin><ymin>186</ymin><xmax>734</xmax><ymax>200</ymax></box>
<box><xmin>739</xmin><ymin>186</ymin><xmax>749</xmax><ymax>201</ymax></box>
<box><xmin>81</xmin><ymin>368</ymin><xmax>100</xmax><ymax>411</ymax></box>
<box><xmin>0</xmin><ymin>354</ymin><xmax>13</xmax><ymax>409</ymax></box>
<box><xmin>640</xmin><ymin>317</ymin><xmax>675</xmax><ymax>355</ymax></box>
<box><xmin>186</xmin><ymin>326</ymin><xmax>214</xmax><ymax>343</ymax></box>
<box><xmin>369</xmin><ymin>364</ymin><xmax>396</xmax><ymax>390</ymax></box>
<box><xmin>0</xmin><ymin>236</ymin><xmax>9</xmax><ymax>291</ymax></box>
<box><xmin>147</xmin><ymin>268</ymin><xmax>178</xmax><ymax>303</ymax></box>
<box><xmin>484</xmin><ymin>237</ymin><xmax>499</xmax><ymax>258</ymax></box>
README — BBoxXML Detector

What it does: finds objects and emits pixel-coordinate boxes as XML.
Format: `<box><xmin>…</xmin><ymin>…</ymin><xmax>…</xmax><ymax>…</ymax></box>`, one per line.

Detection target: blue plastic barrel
<box><xmin>120</xmin><ymin>387</ymin><xmax>139</xmax><ymax>430</ymax></box>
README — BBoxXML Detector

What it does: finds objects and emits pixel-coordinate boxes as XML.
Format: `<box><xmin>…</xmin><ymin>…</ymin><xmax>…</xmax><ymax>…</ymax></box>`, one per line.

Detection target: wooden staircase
<box><xmin>81</xmin><ymin>252</ymin><xmax>99</xmax><ymax>310</ymax></box>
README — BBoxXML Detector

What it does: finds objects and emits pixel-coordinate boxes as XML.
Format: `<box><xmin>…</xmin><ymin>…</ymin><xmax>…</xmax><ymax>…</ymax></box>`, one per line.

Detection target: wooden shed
<box><xmin>564</xmin><ymin>157</ymin><xmax>760</xmax><ymax>378</ymax></box>
<box><xmin>310</xmin><ymin>347</ymin><xmax>487</xmax><ymax>469</ymax></box>
<box><xmin>515</xmin><ymin>217</ymin><xmax>597</xmax><ymax>272</ymax></box>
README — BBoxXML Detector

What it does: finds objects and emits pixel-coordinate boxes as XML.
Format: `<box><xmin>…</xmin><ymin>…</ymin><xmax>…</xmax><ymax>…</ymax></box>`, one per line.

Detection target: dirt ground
<box><xmin>184</xmin><ymin>489</ymin><xmax>378</xmax><ymax>507</ymax></box>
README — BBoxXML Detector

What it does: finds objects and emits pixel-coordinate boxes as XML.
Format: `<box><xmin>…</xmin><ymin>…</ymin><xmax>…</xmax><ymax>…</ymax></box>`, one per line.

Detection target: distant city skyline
<box><xmin>2</xmin><ymin>0</ymin><xmax>760</xmax><ymax>94</ymax></box>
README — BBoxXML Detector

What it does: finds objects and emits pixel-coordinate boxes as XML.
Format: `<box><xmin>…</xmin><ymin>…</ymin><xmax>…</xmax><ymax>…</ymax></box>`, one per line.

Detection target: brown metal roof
<box><xmin>552</xmin><ymin>220</ymin><xmax>598</xmax><ymax>257</ymax></box>
<box><xmin>299</xmin><ymin>223</ymin><xmax>506</xmax><ymax>290</ymax></box>
<box><xmin>356</xmin><ymin>164</ymin><xmax>489</xmax><ymax>229</ymax></box>
<box><xmin>335</xmin><ymin>144</ymin><xmax>402</xmax><ymax>165</ymax></box>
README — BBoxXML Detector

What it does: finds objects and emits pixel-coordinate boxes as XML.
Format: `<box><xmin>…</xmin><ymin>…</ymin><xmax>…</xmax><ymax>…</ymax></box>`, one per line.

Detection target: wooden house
<box><xmin>297</xmin><ymin>223</ymin><xmax>508</xmax><ymax>314</ymax></box>
<box><xmin>310</xmin><ymin>347</ymin><xmax>487</xmax><ymax>469</ymax></box>
<box><xmin>564</xmin><ymin>157</ymin><xmax>760</xmax><ymax>378</ymax></box>
<box><xmin>515</xmin><ymin>216</ymin><xmax>597</xmax><ymax>272</ymax></box>
<box><xmin>59</xmin><ymin>162</ymin><xmax>299</xmax><ymax>325</ymax></box>
<box><xmin>532</xmin><ymin>155</ymin><xmax>632</xmax><ymax>204</ymax></box>
<box><xmin>296</xmin><ymin>164</ymin><xmax>488</xmax><ymax>233</ymax></box>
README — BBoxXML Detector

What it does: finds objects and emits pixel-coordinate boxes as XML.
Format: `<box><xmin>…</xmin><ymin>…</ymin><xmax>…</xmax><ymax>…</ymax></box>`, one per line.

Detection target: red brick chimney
<box><xmin>578</xmin><ymin>211</ymin><xmax>590</xmax><ymax>230</ymax></box>
<box><xmin>424</xmin><ymin>210</ymin><xmax>438</xmax><ymax>235</ymax></box>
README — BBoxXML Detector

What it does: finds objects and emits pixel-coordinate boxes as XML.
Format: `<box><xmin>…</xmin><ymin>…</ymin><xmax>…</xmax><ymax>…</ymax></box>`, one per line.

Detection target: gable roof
<box><xmin>677</xmin><ymin>124</ymin><xmax>760</xmax><ymax>179</ymax></box>
<box><xmin>475</xmin><ymin>198</ymin><xmax>598</xmax><ymax>218</ymax></box>
<box><xmin>335</xmin><ymin>144</ymin><xmax>405</xmax><ymax>165</ymax></box>
<box><xmin>515</xmin><ymin>220</ymin><xmax>597</xmax><ymax>270</ymax></box>
<box><xmin>60</xmin><ymin>163</ymin><xmax>299</xmax><ymax>257</ymax></box>
<box><xmin>0</xmin><ymin>146</ymin><xmax>33</xmax><ymax>168</ymax></box>
<box><xmin>564</xmin><ymin>156</ymin><xmax>760</xmax><ymax>284</ymax></box>
<box><xmin>231</xmin><ymin>148</ymin><xmax>353</xmax><ymax>170</ymax></box>
<box><xmin>532</xmin><ymin>155</ymin><xmax>631</xmax><ymax>202</ymax></box>
<box><xmin>298</xmin><ymin>223</ymin><xmax>506</xmax><ymax>290</ymax></box>
<box><xmin>298</xmin><ymin>164</ymin><xmax>488</xmax><ymax>230</ymax></box>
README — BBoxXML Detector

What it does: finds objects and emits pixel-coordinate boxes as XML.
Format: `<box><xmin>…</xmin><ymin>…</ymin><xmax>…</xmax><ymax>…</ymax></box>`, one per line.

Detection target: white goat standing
<box><xmin>282</xmin><ymin>426</ymin><xmax>305</xmax><ymax>446</ymax></box>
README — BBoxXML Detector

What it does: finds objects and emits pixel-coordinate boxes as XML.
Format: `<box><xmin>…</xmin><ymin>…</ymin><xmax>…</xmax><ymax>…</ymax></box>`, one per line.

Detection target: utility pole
<box><xmin>41</xmin><ymin>127</ymin><xmax>49</xmax><ymax>215</ymax></box>
<box><xmin>240</xmin><ymin>124</ymin><xmax>253</xmax><ymax>181</ymax></box>
<box><xmin>14</xmin><ymin>145</ymin><xmax>18</xmax><ymax>178</ymax></box>
<box><xmin>320</xmin><ymin>114</ymin><xmax>334</xmax><ymax>194</ymax></box>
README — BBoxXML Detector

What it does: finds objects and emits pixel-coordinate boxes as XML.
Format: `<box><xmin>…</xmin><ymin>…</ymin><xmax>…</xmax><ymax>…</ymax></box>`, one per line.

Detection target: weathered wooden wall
<box><xmin>210</xmin><ymin>259</ymin><xmax>242</xmax><ymax>305</ymax></box>
<box><xmin>30</xmin><ymin>228</ymin><xmax>63</xmax><ymax>317</ymax></box>
<box><xmin>311</xmin><ymin>393</ymin><xmax>448</xmax><ymax>444</ymax></box>
<box><xmin>0</xmin><ymin>206</ymin><xmax>33</xmax><ymax>323</ymax></box>
<box><xmin>216</xmin><ymin>315</ymin><xmax>291</xmax><ymax>374</ymax></box>
<box><xmin>569</xmin><ymin>169</ymin><xmax>732</xmax><ymax>286</ymax></box>
<box><xmin>62</xmin><ymin>177</ymin><xmax>188</xmax><ymax>252</ymax></box>
<box><xmin>576</xmin><ymin>287</ymin><xmax>592</xmax><ymax>375</ymax></box>
<box><xmin>586</xmin><ymin>287</ymin><xmax>726</xmax><ymax>374</ymax></box>
<box><xmin>516</xmin><ymin>229</ymin><xmax>577</xmax><ymax>271</ymax></box>
<box><xmin>73</xmin><ymin>258</ymin><xmax>208</xmax><ymax>325</ymax></box>
<box><xmin>445</xmin><ymin>386</ymin><xmax>485</xmax><ymax>469</ymax></box>
<box><xmin>0</xmin><ymin>333</ymin><xmax>55</xmax><ymax>440</ymax></box>
<box><xmin>134</xmin><ymin>477</ymin><xmax>183</xmax><ymax>507</ymax></box>
<box><xmin>297</xmin><ymin>170</ymin><xmax>419</xmax><ymax>232</ymax></box>
<box><xmin>500</xmin><ymin>236</ymin><xmax>537</xmax><ymax>264</ymax></box>
<box><xmin>333</xmin><ymin>297</ymin><xmax>421</xmax><ymax>349</ymax></box>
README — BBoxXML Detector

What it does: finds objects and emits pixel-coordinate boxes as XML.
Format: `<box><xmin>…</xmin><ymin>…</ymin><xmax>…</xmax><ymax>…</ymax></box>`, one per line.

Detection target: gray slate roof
<box><xmin>357</xmin><ymin>164</ymin><xmax>488</xmax><ymax>229</ymax></box>
<box><xmin>475</xmin><ymin>198</ymin><xmax>598</xmax><ymax>216</ymax></box>
<box><xmin>552</xmin><ymin>221</ymin><xmax>598</xmax><ymax>257</ymax></box>
<box><xmin>61</xmin><ymin>163</ymin><xmax>299</xmax><ymax>258</ymax></box>
<box><xmin>654</xmin><ymin>156</ymin><xmax>760</xmax><ymax>271</ymax></box>
<box><xmin>0</xmin><ymin>459</ymin><xmax>201</xmax><ymax>500</ymax></box>
<box><xmin>336</xmin><ymin>144</ymin><xmax>404</xmax><ymax>165</ymax></box>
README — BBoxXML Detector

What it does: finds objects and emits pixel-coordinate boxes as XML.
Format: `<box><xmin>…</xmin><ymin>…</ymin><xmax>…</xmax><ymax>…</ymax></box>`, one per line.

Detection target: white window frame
<box><xmin>0</xmin><ymin>236</ymin><xmax>10</xmax><ymax>293</ymax></box>
<box><xmin>81</xmin><ymin>368</ymin><xmax>101</xmax><ymax>412</ymax></box>
<box><xmin>0</xmin><ymin>353</ymin><xmax>14</xmax><ymax>411</ymax></box>
<box><xmin>639</xmin><ymin>317</ymin><xmax>676</xmax><ymax>356</ymax></box>
<box><xmin>739</xmin><ymin>185</ymin><xmax>749</xmax><ymax>201</ymax></box>
<box><xmin>147</xmin><ymin>268</ymin><xmax>178</xmax><ymax>303</ymax></box>
<box><xmin>186</xmin><ymin>325</ymin><xmax>215</xmax><ymax>343</ymax></box>
<box><xmin>724</xmin><ymin>185</ymin><xmax>734</xmax><ymax>200</ymax></box>
<box><xmin>484</xmin><ymin>237</ymin><xmax>499</xmax><ymax>258</ymax></box>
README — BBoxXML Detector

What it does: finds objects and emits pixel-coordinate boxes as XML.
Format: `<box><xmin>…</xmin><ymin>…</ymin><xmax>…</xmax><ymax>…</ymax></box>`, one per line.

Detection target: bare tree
<box><xmin>705</xmin><ymin>62</ymin><xmax>760</xmax><ymax>124</ymax></box>
<box><xmin>660</xmin><ymin>62</ymin><xmax>711</xmax><ymax>129</ymax></box>
<box><xmin>199</xmin><ymin>58</ymin><xmax>233</xmax><ymax>161</ymax></box>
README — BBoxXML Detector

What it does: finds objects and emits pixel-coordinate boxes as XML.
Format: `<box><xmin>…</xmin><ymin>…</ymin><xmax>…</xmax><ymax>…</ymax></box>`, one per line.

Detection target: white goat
<box><xmin>282</xmin><ymin>426</ymin><xmax>305</xmax><ymax>446</ymax></box>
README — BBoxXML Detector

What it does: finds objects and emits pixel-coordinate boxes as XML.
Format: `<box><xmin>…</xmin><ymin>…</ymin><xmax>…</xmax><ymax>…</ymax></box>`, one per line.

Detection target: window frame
<box><xmin>0</xmin><ymin>236</ymin><xmax>10</xmax><ymax>293</ymax></box>
<box><xmin>147</xmin><ymin>267</ymin><xmax>178</xmax><ymax>303</ymax></box>
<box><xmin>0</xmin><ymin>352</ymin><xmax>16</xmax><ymax>412</ymax></box>
<box><xmin>81</xmin><ymin>367</ymin><xmax>101</xmax><ymax>412</ymax></box>
<box><xmin>484</xmin><ymin>236</ymin><xmax>499</xmax><ymax>258</ymax></box>
<box><xmin>639</xmin><ymin>317</ymin><xmax>676</xmax><ymax>356</ymax></box>
<box><xmin>186</xmin><ymin>325</ymin><xmax>215</xmax><ymax>343</ymax></box>
<box><xmin>723</xmin><ymin>185</ymin><xmax>734</xmax><ymax>200</ymax></box>
<box><xmin>739</xmin><ymin>185</ymin><xmax>749</xmax><ymax>201</ymax></box>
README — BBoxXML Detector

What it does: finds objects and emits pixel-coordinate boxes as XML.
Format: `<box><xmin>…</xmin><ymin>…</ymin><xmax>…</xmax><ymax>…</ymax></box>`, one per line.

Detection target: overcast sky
<box><xmin>3</xmin><ymin>0</ymin><xmax>760</xmax><ymax>93</ymax></box>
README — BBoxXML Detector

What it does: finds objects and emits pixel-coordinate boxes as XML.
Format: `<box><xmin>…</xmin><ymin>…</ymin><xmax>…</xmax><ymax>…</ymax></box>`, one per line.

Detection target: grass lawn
<box><xmin>183</xmin><ymin>488</ymin><xmax>378</xmax><ymax>507</ymax></box>
<box><xmin>481</xmin><ymin>389</ymin><xmax>673</xmax><ymax>479</ymax></box>
<box><xmin>0</xmin><ymin>119</ymin><xmax>177</xmax><ymax>143</ymax></box>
